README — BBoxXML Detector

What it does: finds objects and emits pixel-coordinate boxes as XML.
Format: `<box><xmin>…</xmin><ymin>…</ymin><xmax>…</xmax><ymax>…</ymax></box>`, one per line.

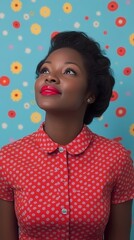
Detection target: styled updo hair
<box><xmin>36</xmin><ymin>31</ymin><xmax>115</xmax><ymax>125</ymax></box>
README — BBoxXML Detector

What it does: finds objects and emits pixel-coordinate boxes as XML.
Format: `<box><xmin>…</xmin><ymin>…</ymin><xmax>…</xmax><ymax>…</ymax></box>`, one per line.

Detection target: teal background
<box><xmin>0</xmin><ymin>0</ymin><xmax>134</xmax><ymax>238</ymax></box>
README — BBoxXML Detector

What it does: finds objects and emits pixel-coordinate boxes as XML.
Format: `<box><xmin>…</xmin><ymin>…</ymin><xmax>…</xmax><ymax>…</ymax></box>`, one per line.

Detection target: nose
<box><xmin>45</xmin><ymin>74</ymin><xmax>59</xmax><ymax>84</ymax></box>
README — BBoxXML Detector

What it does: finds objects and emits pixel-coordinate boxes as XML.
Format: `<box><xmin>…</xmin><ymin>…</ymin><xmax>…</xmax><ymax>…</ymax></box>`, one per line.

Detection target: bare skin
<box><xmin>104</xmin><ymin>200</ymin><xmax>133</xmax><ymax>240</ymax></box>
<box><xmin>0</xmin><ymin>199</ymin><xmax>18</xmax><ymax>240</ymax></box>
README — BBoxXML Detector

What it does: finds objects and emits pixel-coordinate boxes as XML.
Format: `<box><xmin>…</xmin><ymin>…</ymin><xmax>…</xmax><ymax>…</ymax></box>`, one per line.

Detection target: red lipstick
<box><xmin>40</xmin><ymin>85</ymin><xmax>61</xmax><ymax>96</ymax></box>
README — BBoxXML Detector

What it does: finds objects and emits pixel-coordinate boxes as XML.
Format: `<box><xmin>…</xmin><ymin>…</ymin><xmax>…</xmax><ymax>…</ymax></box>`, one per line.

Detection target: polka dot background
<box><xmin>0</xmin><ymin>0</ymin><xmax>134</xmax><ymax>237</ymax></box>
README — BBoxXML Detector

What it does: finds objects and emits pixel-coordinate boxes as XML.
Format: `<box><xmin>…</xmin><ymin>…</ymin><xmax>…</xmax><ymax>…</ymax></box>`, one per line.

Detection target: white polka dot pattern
<box><xmin>0</xmin><ymin>123</ymin><xmax>134</xmax><ymax>240</ymax></box>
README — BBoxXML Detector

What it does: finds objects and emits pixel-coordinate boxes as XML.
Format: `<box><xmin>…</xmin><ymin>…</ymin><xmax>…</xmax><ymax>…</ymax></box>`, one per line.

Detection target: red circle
<box><xmin>51</xmin><ymin>31</ymin><xmax>59</xmax><ymax>39</ymax></box>
<box><xmin>104</xmin><ymin>123</ymin><xmax>109</xmax><ymax>128</ymax></box>
<box><xmin>123</xmin><ymin>67</ymin><xmax>132</xmax><ymax>76</ymax></box>
<box><xmin>117</xmin><ymin>47</ymin><xmax>126</xmax><ymax>56</ymax></box>
<box><xmin>0</xmin><ymin>76</ymin><xmax>10</xmax><ymax>86</ymax></box>
<box><xmin>115</xmin><ymin>17</ymin><xmax>126</xmax><ymax>27</ymax></box>
<box><xmin>107</xmin><ymin>1</ymin><xmax>118</xmax><ymax>11</ymax></box>
<box><xmin>8</xmin><ymin>110</ymin><xmax>16</xmax><ymax>118</ymax></box>
<box><xmin>115</xmin><ymin>107</ymin><xmax>126</xmax><ymax>117</ymax></box>
<box><xmin>12</xmin><ymin>21</ymin><xmax>21</xmax><ymax>29</ymax></box>
<box><xmin>110</xmin><ymin>90</ymin><xmax>118</xmax><ymax>101</ymax></box>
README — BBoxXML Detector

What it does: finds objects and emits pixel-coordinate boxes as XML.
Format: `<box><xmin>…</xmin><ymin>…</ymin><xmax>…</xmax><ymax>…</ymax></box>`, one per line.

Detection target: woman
<box><xmin>0</xmin><ymin>31</ymin><xmax>134</xmax><ymax>240</ymax></box>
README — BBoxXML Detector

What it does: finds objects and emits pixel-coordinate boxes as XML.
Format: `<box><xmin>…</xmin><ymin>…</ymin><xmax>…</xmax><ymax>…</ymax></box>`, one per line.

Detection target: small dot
<box><xmin>2</xmin><ymin>123</ymin><xmax>8</xmax><ymax>129</ymax></box>
<box><xmin>37</xmin><ymin>46</ymin><xmax>44</xmax><ymax>51</ymax></box>
<box><xmin>105</xmin><ymin>45</ymin><xmax>109</xmax><ymax>49</ymax></box>
<box><xmin>25</xmin><ymin>48</ymin><xmax>32</xmax><ymax>54</ymax></box>
<box><xmin>22</xmin><ymin>81</ymin><xmax>28</xmax><ymax>87</ymax></box>
<box><xmin>125</xmin><ymin>91</ymin><xmax>131</xmax><ymax>96</ymax></box>
<box><xmin>96</xmin><ymin>11</ymin><xmax>101</xmax><ymax>16</ymax></box>
<box><xmin>2</xmin><ymin>30</ymin><xmax>8</xmax><ymax>36</ymax></box>
<box><xmin>18</xmin><ymin>124</ymin><xmax>23</xmax><ymax>130</ymax></box>
<box><xmin>0</xmin><ymin>12</ymin><xmax>5</xmax><ymax>19</ymax></box>
<box><xmin>85</xmin><ymin>16</ymin><xmax>89</xmax><ymax>20</ymax></box>
<box><xmin>23</xmin><ymin>13</ymin><xmax>30</xmax><ymax>20</ymax></box>
<box><xmin>24</xmin><ymin>102</ymin><xmax>30</xmax><ymax>109</ymax></box>
<box><xmin>93</xmin><ymin>21</ymin><xmax>100</xmax><ymax>28</ymax></box>
<box><xmin>74</xmin><ymin>22</ymin><xmax>80</xmax><ymax>28</ymax></box>
<box><xmin>18</xmin><ymin>35</ymin><xmax>23</xmax><ymax>41</ymax></box>
<box><xmin>8</xmin><ymin>44</ymin><xmax>14</xmax><ymax>49</ymax></box>
<box><xmin>103</xmin><ymin>31</ymin><xmax>108</xmax><ymax>35</ymax></box>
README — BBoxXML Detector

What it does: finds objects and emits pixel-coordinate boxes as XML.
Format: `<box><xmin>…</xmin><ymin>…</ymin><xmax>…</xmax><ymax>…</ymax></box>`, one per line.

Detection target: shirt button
<box><xmin>61</xmin><ymin>208</ymin><xmax>67</xmax><ymax>214</ymax></box>
<box><xmin>58</xmin><ymin>147</ymin><xmax>64</xmax><ymax>153</ymax></box>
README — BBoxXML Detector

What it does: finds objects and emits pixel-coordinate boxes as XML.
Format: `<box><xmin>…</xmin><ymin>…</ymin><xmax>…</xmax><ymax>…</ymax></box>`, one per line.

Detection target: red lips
<box><xmin>40</xmin><ymin>85</ymin><xmax>61</xmax><ymax>96</ymax></box>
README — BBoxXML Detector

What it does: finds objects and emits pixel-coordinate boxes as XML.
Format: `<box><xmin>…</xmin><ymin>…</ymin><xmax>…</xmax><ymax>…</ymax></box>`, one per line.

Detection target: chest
<box><xmin>13</xmin><ymin>151</ymin><xmax>115</xmax><ymax>237</ymax></box>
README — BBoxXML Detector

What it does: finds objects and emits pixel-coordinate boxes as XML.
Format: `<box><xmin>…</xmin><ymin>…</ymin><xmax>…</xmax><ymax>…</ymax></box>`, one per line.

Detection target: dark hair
<box><xmin>36</xmin><ymin>31</ymin><xmax>115</xmax><ymax>124</ymax></box>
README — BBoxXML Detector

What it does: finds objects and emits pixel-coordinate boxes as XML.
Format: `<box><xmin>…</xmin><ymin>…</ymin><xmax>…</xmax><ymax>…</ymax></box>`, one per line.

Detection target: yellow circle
<box><xmin>10</xmin><ymin>0</ymin><xmax>22</xmax><ymax>12</ymax></box>
<box><xmin>129</xmin><ymin>123</ymin><xmax>134</xmax><ymax>136</ymax></box>
<box><xmin>129</xmin><ymin>33</ymin><xmax>134</xmax><ymax>46</ymax></box>
<box><xmin>10</xmin><ymin>61</ymin><xmax>22</xmax><ymax>74</ymax></box>
<box><xmin>11</xmin><ymin>89</ymin><xmax>22</xmax><ymax>102</ymax></box>
<box><xmin>30</xmin><ymin>23</ymin><xmax>41</xmax><ymax>35</ymax></box>
<box><xmin>40</xmin><ymin>6</ymin><xmax>51</xmax><ymax>18</ymax></box>
<box><xmin>63</xmin><ymin>2</ymin><xmax>72</xmax><ymax>14</ymax></box>
<box><xmin>30</xmin><ymin>112</ymin><xmax>42</xmax><ymax>123</ymax></box>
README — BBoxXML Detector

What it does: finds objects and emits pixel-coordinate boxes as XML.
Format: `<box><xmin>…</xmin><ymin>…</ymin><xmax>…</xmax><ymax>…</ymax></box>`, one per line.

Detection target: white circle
<box><xmin>74</xmin><ymin>22</ymin><xmax>80</xmax><ymax>28</ymax></box>
<box><xmin>2</xmin><ymin>30</ymin><xmax>8</xmax><ymax>36</ymax></box>
<box><xmin>24</xmin><ymin>102</ymin><xmax>30</xmax><ymax>109</ymax></box>
<box><xmin>93</xmin><ymin>21</ymin><xmax>100</xmax><ymax>28</ymax></box>
<box><xmin>0</xmin><ymin>12</ymin><xmax>5</xmax><ymax>19</ymax></box>
<box><xmin>25</xmin><ymin>48</ymin><xmax>31</xmax><ymax>54</ymax></box>
<box><xmin>23</xmin><ymin>13</ymin><xmax>30</xmax><ymax>20</ymax></box>
<box><xmin>22</xmin><ymin>81</ymin><xmax>28</xmax><ymax>87</ymax></box>
<box><xmin>96</xmin><ymin>11</ymin><xmax>101</xmax><ymax>16</ymax></box>
<box><xmin>2</xmin><ymin>123</ymin><xmax>8</xmax><ymax>129</ymax></box>
<box><xmin>18</xmin><ymin>124</ymin><xmax>23</xmax><ymax>130</ymax></box>
<box><xmin>18</xmin><ymin>35</ymin><xmax>23</xmax><ymax>41</ymax></box>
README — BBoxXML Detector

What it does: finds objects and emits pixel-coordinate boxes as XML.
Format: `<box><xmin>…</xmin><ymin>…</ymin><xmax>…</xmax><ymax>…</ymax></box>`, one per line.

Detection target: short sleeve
<box><xmin>0</xmin><ymin>148</ymin><xmax>14</xmax><ymax>201</ymax></box>
<box><xmin>111</xmin><ymin>149</ymin><xmax>134</xmax><ymax>204</ymax></box>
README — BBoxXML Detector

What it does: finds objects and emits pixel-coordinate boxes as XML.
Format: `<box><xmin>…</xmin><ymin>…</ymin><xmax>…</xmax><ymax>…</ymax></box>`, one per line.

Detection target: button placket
<box><xmin>57</xmin><ymin>147</ymin><xmax>70</xmax><ymax>236</ymax></box>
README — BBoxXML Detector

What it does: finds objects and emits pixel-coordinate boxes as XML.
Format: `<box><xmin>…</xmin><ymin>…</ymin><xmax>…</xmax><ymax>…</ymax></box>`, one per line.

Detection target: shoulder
<box><xmin>0</xmin><ymin>128</ymin><xmax>39</xmax><ymax>165</ymax></box>
<box><xmin>89</xmin><ymin>129</ymin><xmax>131</xmax><ymax>164</ymax></box>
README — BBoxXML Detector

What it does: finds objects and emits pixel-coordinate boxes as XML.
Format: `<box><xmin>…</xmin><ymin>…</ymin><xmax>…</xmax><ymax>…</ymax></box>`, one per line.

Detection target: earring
<box><xmin>87</xmin><ymin>98</ymin><xmax>94</xmax><ymax>104</ymax></box>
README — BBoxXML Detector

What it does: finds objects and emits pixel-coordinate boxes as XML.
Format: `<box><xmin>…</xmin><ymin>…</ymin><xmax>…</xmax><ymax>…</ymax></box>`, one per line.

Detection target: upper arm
<box><xmin>0</xmin><ymin>199</ymin><xmax>18</xmax><ymax>240</ymax></box>
<box><xmin>104</xmin><ymin>200</ymin><xmax>133</xmax><ymax>240</ymax></box>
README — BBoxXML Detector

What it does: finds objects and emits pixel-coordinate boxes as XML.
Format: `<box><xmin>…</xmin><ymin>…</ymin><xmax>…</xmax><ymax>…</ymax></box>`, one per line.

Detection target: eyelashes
<box><xmin>64</xmin><ymin>68</ymin><xmax>77</xmax><ymax>75</ymax></box>
<box><xmin>37</xmin><ymin>66</ymin><xmax>77</xmax><ymax>77</ymax></box>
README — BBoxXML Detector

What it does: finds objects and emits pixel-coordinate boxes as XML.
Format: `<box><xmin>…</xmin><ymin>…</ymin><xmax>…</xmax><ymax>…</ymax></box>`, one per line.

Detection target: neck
<box><xmin>44</xmin><ymin>112</ymin><xmax>84</xmax><ymax>145</ymax></box>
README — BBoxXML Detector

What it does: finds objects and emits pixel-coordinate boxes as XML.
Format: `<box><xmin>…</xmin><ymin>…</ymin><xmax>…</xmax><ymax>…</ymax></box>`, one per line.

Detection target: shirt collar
<box><xmin>35</xmin><ymin>123</ymin><xmax>94</xmax><ymax>155</ymax></box>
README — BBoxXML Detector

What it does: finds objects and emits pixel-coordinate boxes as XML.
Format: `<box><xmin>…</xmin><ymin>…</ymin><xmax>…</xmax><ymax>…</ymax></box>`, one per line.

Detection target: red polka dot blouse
<box><xmin>0</xmin><ymin>124</ymin><xmax>134</xmax><ymax>239</ymax></box>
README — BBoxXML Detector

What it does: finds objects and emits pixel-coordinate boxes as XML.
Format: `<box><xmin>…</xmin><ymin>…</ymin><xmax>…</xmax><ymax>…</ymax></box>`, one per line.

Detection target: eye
<box><xmin>39</xmin><ymin>67</ymin><xmax>49</xmax><ymax>75</ymax></box>
<box><xmin>64</xmin><ymin>68</ymin><xmax>76</xmax><ymax>75</ymax></box>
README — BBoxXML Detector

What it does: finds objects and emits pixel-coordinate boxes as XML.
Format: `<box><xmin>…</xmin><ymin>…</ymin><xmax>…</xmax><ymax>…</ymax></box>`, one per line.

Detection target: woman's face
<box><xmin>35</xmin><ymin>47</ymin><xmax>90</xmax><ymax>114</ymax></box>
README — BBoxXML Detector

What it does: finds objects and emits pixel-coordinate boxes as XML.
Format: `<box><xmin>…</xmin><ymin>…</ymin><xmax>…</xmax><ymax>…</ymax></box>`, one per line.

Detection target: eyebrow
<box><xmin>44</xmin><ymin>60</ymin><xmax>81</xmax><ymax>69</ymax></box>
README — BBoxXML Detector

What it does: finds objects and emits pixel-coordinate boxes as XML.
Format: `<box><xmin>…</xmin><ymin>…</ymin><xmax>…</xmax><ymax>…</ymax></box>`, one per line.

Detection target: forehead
<box><xmin>46</xmin><ymin>47</ymin><xmax>84</xmax><ymax>63</ymax></box>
